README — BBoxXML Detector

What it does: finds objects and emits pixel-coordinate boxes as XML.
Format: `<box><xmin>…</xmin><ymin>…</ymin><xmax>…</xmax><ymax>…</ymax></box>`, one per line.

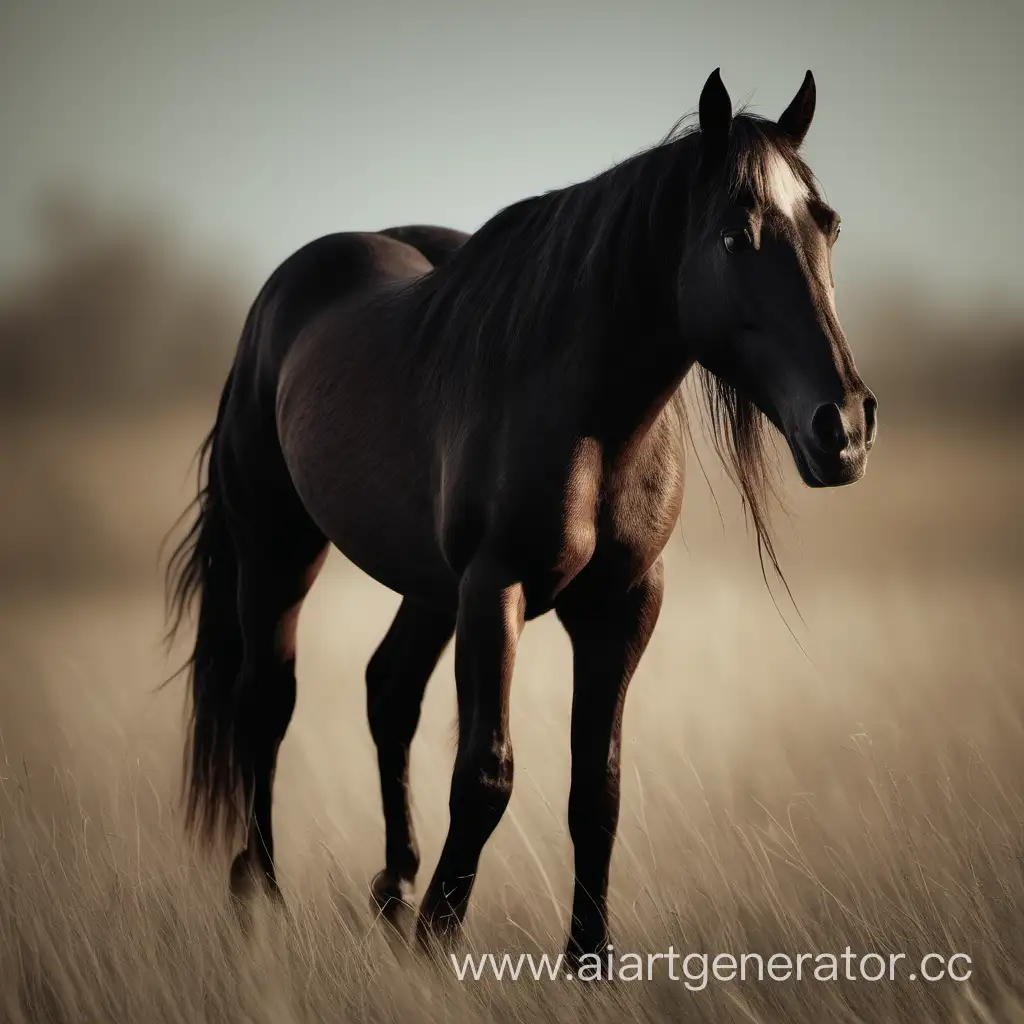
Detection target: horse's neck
<box><xmin>584</xmin><ymin>326</ymin><xmax>693</xmax><ymax>452</ymax></box>
<box><xmin>575</xmin><ymin>212</ymin><xmax>693</xmax><ymax>448</ymax></box>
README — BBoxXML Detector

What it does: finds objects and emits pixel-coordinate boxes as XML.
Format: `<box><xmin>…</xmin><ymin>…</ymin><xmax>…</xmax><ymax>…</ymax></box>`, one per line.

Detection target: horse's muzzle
<box><xmin>791</xmin><ymin>391</ymin><xmax>877</xmax><ymax>488</ymax></box>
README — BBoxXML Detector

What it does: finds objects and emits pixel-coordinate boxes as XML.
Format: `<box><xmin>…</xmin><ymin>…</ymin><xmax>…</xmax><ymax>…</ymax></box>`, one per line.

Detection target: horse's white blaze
<box><xmin>766</xmin><ymin>152</ymin><xmax>809</xmax><ymax>219</ymax></box>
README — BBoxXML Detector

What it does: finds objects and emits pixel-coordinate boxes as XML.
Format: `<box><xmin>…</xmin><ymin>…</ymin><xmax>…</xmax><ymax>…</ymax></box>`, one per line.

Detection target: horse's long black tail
<box><xmin>166</xmin><ymin>365</ymin><xmax>248</xmax><ymax>849</ymax></box>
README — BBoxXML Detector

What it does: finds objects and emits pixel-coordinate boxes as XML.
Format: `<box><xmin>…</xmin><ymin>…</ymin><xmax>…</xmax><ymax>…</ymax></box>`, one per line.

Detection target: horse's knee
<box><xmin>452</xmin><ymin>733</ymin><xmax>514</xmax><ymax>834</ymax></box>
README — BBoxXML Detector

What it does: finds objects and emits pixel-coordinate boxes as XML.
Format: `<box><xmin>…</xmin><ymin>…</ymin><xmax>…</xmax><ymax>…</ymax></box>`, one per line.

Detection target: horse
<box><xmin>167</xmin><ymin>67</ymin><xmax>877</xmax><ymax>960</ymax></box>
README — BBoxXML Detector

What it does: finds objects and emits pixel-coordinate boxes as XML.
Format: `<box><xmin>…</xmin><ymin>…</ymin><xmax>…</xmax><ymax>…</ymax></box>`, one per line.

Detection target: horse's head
<box><xmin>679</xmin><ymin>69</ymin><xmax>876</xmax><ymax>488</ymax></box>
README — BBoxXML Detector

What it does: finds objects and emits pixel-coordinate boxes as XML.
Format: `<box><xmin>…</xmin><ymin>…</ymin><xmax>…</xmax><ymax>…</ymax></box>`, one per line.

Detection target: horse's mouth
<box><xmin>788</xmin><ymin>435</ymin><xmax>867</xmax><ymax>488</ymax></box>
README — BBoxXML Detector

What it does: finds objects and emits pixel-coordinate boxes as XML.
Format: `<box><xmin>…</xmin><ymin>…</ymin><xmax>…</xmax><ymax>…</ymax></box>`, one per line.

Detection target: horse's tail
<box><xmin>165</xmin><ymin>362</ymin><xmax>248</xmax><ymax>849</ymax></box>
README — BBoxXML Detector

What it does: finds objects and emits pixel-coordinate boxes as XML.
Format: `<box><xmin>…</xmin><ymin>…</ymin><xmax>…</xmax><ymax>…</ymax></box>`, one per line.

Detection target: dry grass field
<box><xmin>1</xmin><ymin>403</ymin><xmax>1022</xmax><ymax>1022</ymax></box>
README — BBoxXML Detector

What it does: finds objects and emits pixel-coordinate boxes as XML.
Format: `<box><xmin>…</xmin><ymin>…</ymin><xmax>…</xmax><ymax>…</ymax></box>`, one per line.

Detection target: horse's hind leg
<box><xmin>229</xmin><ymin>524</ymin><xmax>328</xmax><ymax>903</ymax></box>
<box><xmin>367</xmin><ymin>598</ymin><xmax>455</xmax><ymax>929</ymax></box>
<box><xmin>417</xmin><ymin>557</ymin><xmax>525</xmax><ymax>943</ymax></box>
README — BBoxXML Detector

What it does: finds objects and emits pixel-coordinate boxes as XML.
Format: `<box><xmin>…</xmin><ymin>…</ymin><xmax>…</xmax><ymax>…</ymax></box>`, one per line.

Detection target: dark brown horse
<box><xmin>168</xmin><ymin>68</ymin><xmax>876</xmax><ymax>959</ymax></box>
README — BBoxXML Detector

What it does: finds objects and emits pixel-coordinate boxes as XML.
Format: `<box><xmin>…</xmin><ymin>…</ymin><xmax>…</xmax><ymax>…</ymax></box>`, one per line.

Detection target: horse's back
<box><xmin>378</xmin><ymin>225</ymin><xmax>470</xmax><ymax>268</ymax></box>
<box><xmin>228</xmin><ymin>232</ymin><xmax>426</xmax><ymax>407</ymax></box>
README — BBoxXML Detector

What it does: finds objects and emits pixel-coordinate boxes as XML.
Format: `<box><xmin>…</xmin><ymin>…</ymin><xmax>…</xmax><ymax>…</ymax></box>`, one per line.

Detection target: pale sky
<box><xmin>1</xmin><ymin>0</ymin><xmax>1021</xmax><ymax>312</ymax></box>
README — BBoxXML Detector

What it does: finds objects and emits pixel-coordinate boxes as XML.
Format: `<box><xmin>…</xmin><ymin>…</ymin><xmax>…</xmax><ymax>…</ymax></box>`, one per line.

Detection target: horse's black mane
<box><xmin>408</xmin><ymin>132</ymin><xmax>688</xmax><ymax>379</ymax></box>
<box><xmin>405</xmin><ymin>110</ymin><xmax>817</xmax><ymax>583</ymax></box>
<box><xmin>409</xmin><ymin>111</ymin><xmax>815</xmax><ymax>369</ymax></box>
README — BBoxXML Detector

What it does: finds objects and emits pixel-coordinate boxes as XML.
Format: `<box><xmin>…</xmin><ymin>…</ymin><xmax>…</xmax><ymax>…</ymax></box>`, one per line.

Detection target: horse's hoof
<box><xmin>370</xmin><ymin>870</ymin><xmax>416</xmax><ymax>937</ymax></box>
<box><xmin>414</xmin><ymin>905</ymin><xmax>463</xmax><ymax>961</ymax></box>
<box><xmin>564</xmin><ymin>936</ymin><xmax>615</xmax><ymax>982</ymax></box>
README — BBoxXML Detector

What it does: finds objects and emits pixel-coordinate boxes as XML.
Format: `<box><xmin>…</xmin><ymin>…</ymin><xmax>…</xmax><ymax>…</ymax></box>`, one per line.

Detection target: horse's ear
<box><xmin>777</xmin><ymin>70</ymin><xmax>816</xmax><ymax>147</ymax></box>
<box><xmin>698</xmin><ymin>68</ymin><xmax>733</xmax><ymax>163</ymax></box>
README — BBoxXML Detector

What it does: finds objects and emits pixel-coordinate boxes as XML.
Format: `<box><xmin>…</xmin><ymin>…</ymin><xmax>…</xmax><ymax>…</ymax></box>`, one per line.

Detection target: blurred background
<box><xmin>1</xmin><ymin>0</ymin><xmax>1020</xmax><ymax>588</ymax></box>
<box><xmin>0</xmin><ymin>3</ymin><xmax>1022</xmax><ymax>1018</ymax></box>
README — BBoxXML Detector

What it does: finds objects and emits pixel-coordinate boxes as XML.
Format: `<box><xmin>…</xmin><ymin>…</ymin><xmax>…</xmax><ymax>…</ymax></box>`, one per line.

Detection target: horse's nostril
<box><xmin>864</xmin><ymin>393</ymin><xmax>878</xmax><ymax>447</ymax></box>
<box><xmin>810</xmin><ymin>402</ymin><xmax>848</xmax><ymax>454</ymax></box>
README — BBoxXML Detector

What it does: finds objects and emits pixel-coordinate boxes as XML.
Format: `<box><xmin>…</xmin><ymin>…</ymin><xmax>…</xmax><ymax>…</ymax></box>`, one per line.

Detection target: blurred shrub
<box><xmin>0</xmin><ymin>192</ymin><xmax>244</xmax><ymax>414</ymax></box>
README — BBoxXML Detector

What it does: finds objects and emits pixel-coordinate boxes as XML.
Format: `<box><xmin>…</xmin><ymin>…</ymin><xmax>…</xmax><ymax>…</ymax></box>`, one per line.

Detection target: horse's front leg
<box><xmin>556</xmin><ymin>557</ymin><xmax>664</xmax><ymax>961</ymax></box>
<box><xmin>416</xmin><ymin>556</ymin><xmax>524</xmax><ymax>944</ymax></box>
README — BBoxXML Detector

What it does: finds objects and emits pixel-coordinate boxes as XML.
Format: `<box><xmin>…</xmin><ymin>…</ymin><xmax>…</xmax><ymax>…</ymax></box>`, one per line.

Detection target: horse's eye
<box><xmin>722</xmin><ymin>228</ymin><xmax>753</xmax><ymax>253</ymax></box>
